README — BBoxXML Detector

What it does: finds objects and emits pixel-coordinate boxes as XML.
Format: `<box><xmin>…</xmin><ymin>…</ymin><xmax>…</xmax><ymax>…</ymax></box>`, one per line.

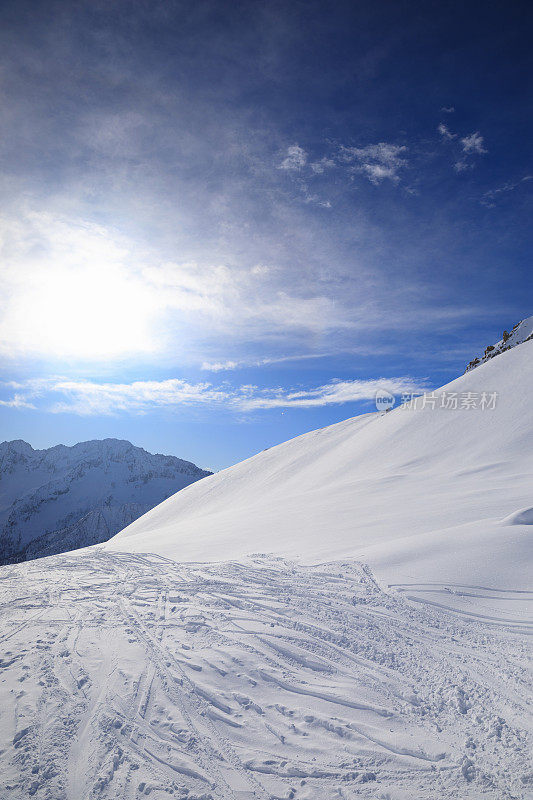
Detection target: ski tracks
<box><xmin>0</xmin><ymin>550</ymin><xmax>531</xmax><ymax>800</ymax></box>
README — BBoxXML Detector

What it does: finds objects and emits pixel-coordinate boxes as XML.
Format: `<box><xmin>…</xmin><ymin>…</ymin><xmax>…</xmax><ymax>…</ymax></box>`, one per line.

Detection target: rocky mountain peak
<box><xmin>465</xmin><ymin>315</ymin><xmax>533</xmax><ymax>372</ymax></box>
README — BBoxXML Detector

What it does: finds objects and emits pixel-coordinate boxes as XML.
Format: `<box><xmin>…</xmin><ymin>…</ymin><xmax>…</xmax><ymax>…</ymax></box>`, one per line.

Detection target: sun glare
<box><xmin>9</xmin><ymin>264</ymin><xmax>156</xmax><ymax>360</ymax></box>
<box><xmin>1</xmin><ymin>215</ymin><xmax>161</xmax><ymax>361</ymax></box>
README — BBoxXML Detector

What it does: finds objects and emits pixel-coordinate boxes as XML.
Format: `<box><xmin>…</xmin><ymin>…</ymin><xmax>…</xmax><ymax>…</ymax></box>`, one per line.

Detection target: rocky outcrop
<box><xmin>465</xmin><ymin>316</ymin><xmax>533</xmax><ymax>372</ymax></box>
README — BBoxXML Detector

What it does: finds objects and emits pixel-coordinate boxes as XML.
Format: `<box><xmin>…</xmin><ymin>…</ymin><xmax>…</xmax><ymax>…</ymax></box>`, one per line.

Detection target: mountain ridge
<box><xmin>0</xmin><ymin>437</ymin><xmax>211</xmax><ymax>564</ymax></box>
<box><xmin>465</xmin><ymin>314</ymin><xmax>533</xmax><ymax>372</ymax></box>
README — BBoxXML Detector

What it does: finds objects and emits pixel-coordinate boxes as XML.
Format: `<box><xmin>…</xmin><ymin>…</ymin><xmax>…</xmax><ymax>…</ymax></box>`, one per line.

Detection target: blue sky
<box><xmin>0</xmin><ymin>0</ymin><xmax>531</xmax><ymax>470</ymax></box>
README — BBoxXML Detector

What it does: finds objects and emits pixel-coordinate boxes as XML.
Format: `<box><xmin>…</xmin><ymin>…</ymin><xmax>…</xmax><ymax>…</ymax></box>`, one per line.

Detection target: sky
<box><xmin>0</xmin><ymin>0</ymin><xmax>531</xmax><ymax>470</ymax></box>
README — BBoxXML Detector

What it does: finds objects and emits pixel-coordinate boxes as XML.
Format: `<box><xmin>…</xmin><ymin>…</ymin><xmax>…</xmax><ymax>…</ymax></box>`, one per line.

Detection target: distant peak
<box><xmin>465</xmin><ymin>315</ymin><xmax>533</xmax><ymax>372</ymax></box>
<box><xmin>0</xmin><ymin>437</ymin><xmax>210</xmax><ymax>476</ymax></box>
<box><xmin>0</xmin><ymin>439</ymin><xmax>34</xmax><ymax>454</ymax></box>
<box><xmin>70</xmin><ymin>438</ymin><xmax>136</xmax><ymax>451</ymax></box>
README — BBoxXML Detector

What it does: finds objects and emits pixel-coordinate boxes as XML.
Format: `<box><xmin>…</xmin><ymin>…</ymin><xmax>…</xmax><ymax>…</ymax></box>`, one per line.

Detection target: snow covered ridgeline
<box><xmin>465</xmin><ymin>315</ymin><xmax>533</xmax><ymax>372</ymax></box>
<box><xmin>0</xmin><ymin>439</ymin><xmax>211</xmax><ymax>565</ymax></box>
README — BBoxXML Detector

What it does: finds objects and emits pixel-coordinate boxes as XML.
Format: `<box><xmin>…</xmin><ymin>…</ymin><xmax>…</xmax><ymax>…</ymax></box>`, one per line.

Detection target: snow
<box><xmin>0</xmin><ymin>339</ymin><xmax>532</xmax><ymax>799</ymax></box>
<box><xmin>0</xmin><ymin>551</ymin><xmax>530</xmax><ymax>799</ymax></box>
<box><xmin>0</xmin><ymin>438</ymin><xmax>211</xmax><ymax>564</ymax></box>
<box><xmin>107</xmin><ymin>339</ymin><xmax>533</xmax><ymax>593</ymax></box>
<box><xmin>465</xmin><ymin>315</ymin><xmax>533</xmax><ymax>371</ymax></box>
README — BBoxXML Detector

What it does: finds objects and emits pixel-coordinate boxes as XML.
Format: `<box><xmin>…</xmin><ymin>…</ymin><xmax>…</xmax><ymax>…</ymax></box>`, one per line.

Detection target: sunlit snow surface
<box><xmin>1</xmin><ymin>340</ymin><xmax>532</xmax><ymax>799</ymax></box>
<box><xmin>0</xmin><ymin>551</ymin><xmax>531</xmax><ymax>799</ymax></box>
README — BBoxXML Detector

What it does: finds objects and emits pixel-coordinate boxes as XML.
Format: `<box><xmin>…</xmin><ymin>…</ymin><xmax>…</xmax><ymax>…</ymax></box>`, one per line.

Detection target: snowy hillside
<box><xmin>0</xmin><ymin>341</ymin><xmax>531</xmax><ymax>800</ymax></box>
<box><xmin>108</xmin><ymin>339</ymin><xmax>533</xmax><ymax>593</ymax></box>
<box><xmin>0</xmin><ymin>439</ymin><xmax>211</xmax><ymax>564</ymax></box>
<box><xmin>465</xmin><ymin>314</ymin><xmax>533</xmax><ymax>371</ymax></box>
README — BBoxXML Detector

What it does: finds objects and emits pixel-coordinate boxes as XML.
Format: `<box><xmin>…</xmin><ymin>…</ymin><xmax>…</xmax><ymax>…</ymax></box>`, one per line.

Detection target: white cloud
<box><xmin>362</xmin><ymin>164</ymin><xmax>399</xmax><ymax>183</ymax></box>
<box><xmin>0</xmin><ymin>209</ymin><xmax>350</xmax><ymax>362</ymax></box>
<box><xmin>437</xmin><ymin>123</ymin><xmax>456</xmax><ymax>141</ymax></box>
<box><xmin>437</xmin><ymin>127</ymin><xmax>487</xmax><ymax>173</ymax></box>
<box><xmin>238</xmin><ymin>377</ymin><xmax>426</xmax><ymax>410</ymax></box>
<box><xmin>309</xmin><ymin>157</ymin><xmax>335</xmax><ymax>174</ymax></box>
<box><xmin>201</xmin><ymin>352</ymin><xmax>346</xmax><ymax>372</ymax></box>
<box><xmin>279</xmin><ymin>140</ymin><xmax>408</xmax><ymax>193</ymax></box>
<box><xmin>201</xmin><ymin>360</ymin><xmax>240</xmax><ymax>372</ymax></box>
<box><xmin>454</xmin><ymin>159</ymin><xmax>472</xmax><ymax>173</ymax></box>
<box><xmin>49</xmin><ymin>378</ymin><xmax>228</xmax><ymax>415</ymax></box>
<box><xmin>480</xmin><ymin>175</ymin><xmax>532</xmax><ymax>207</ymax></box>
<box><xmin>0</xmin><ymin>394</ymin><xmax>36</xmax><ymax>409</ymax></box>
<box><xmin>441</xmin><ymin>106</ymin><xmax>455</xmax><ymax>113</ymax></box>
<box><xmin>278</xmin><ymin>144</ymin><xmax>308</xmax><ymax>171</ymax></box>
<box><xmin>461</xmin><ymin>132</ymin><xmax>487</xmax><ymax>155</ymax></box>
<box><xmin>339</xmin><ymin>143</ymin><xmax>408</xmax><ymax>184</ymax></box>
<box><xmin>0</xmin><ymin>375</ymin><xmax>426</xmax><ymax>416</ymax></box>
<box><xmin>302</xmin><ymin>190</ymin><xmax>332</xmax><ymax>208</ymax></box>
<box><xmin>0</xmin><ymin>194</ymin><xmax>501</xmax><ymax>375</ymax></box>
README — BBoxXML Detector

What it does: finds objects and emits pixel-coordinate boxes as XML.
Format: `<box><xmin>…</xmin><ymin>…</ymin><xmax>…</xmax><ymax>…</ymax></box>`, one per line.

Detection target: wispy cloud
<box><xmin>202</xmin><ymin>360</ymin><xmax>241</xmax><ymax>372</ymax></box>
<box><xmin>453</xmin><ymin>160</ymin><xmax>471</xmax><ymax>173</ymax></box>
<box><xmin>453</xmin><ymin>131</ymin><xmax>488</xmax><ymax>172</ymax></box>
<box><xmin>50</xmin><ymin>378</ymin><xmax>227</xmax><ymax>415</ymax></box>
<box><xmin>437</xmin><ymin>123</ymin><xmax>456</xmax><ymax>141</ymax></box>
<box><xmin>277</xmin><ymin>140</ymin><xmax>408</xmax><ymax>191</ymax></box>
<box><xmin>202</xmin><ymin>352</ymin><xmax>346</xmax><ymax>372</ymax></box>
<box><xmin>339</xmin><ymin>143</ymin><xmax>408</xmax><ymax>184</ymax></box>
<box><xmin>436</xmin><ymin>121</ymin><xmax>488</xmax><ymax>173</ymax></box>
<box><xmin>480</xmin><ymin>175</ymin><xmax>532</xmax><ymax>207</ymax></box>
<box><xmin>278</xmin><ymin>144</ymin><xmax>308</xmax><ymax>171</ymax></box>
<box><xmin>0</xmin><ymin>209</ymin><xmax>352</xmax><ymax>362</ymax></box>
<box><xmin>238</xmin><ymin>377</ymin><xmax>426</xmax><ymax>410</ymax></box>
<box><xmin>277</xmin><ymin>117</ymin><xmax>492</xmax><ymax>203</ymax></box>
<box><xmin>200</xmin><ymin>344</ymin><xmax>399</xmax><ymax>372</ymax></box>
<box><xmin>0</xmin><ymin>394</ymin><xmax>36</xmax><ymax>409</ymax></box>
<box><xmin>0</xmin><ymin>206</ymin><xmax>494</xmax><ymax>377</ymax></box>
<box><xmin>460</xmin><ymin>132</ymin><xmax>487</xmax><ymax>155</ymax></box>
<box><xmin>309</xmin><ymin>157</ymin><xmax>335</xmax><ymax>174</ymax></box>
<box><xmin>276</xmin><ymin>114</ymin><xmax>500</xmax><ymax>208</ymax></box>
<box><xmin>0</xmin><ymin>375</ymin><xmax>426</xmax><ymax>416</ymax></box>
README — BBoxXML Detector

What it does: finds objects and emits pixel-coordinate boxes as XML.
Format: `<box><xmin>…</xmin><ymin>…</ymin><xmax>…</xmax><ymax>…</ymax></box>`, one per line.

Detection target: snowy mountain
<box><xmin>0</xmin><ymin>338</ymin><xmax>532</xmax><ymax>800</ymax></box>
<box><xmin>465</xmin><ymin>314</ymin><xmax>533</xmax><ymax>371</ymax></box>
<box><xmin>0</xmin><ymin>439</ymin><xmax>211</xmax><ymax>564</ymax></box>
<box><xmin>108</xmin><ymin>338</ymin><xmax>533</xmax><ymax>594</ymax></box>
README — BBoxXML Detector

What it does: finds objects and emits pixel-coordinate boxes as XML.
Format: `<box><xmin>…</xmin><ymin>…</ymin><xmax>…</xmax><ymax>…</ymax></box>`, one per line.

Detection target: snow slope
<box><xmin>0</xmin><ymin>339</ymin><xmax>532</xmax><ymax>800</ymax></box>
<box><xmin>0</xmin><ymin>439</ymin><xmax>211</xmax><ymax>564</ymax></box>
<box><xmin>107</xmin><ymin>339</ymin><xmax>533</xmax><ymax>594</ymax></box>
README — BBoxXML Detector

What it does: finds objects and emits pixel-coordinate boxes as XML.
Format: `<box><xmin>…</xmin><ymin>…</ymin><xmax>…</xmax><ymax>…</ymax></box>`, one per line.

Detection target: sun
<box><xmin>10</xmin><ymin>264</ymin><xmax>156</xmax><ymax>360</ymax></box>
<box><xmin>1</xmin><ymin>215</ymin><xmax>159</xmax><ymax>361</ymax></box>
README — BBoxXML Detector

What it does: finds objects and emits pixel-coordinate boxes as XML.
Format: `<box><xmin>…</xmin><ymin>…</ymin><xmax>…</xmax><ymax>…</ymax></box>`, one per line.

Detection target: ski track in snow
<box><xmin>0</xmin><ymin>550</ymin><xmax>531</xmax><ymax>800</ymax></box>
